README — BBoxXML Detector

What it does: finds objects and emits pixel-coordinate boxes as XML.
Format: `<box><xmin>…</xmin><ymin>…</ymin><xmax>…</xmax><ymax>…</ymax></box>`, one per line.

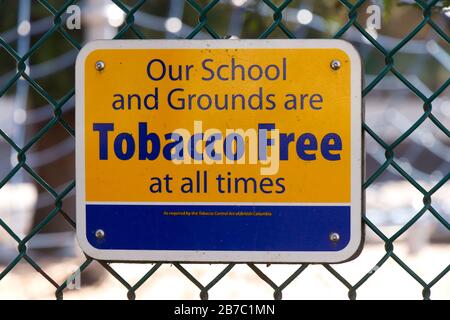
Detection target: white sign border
<box><xmin>75</xmin><ymin>39</ymin><xmax>363</xmax><ymax>263</ymax></box>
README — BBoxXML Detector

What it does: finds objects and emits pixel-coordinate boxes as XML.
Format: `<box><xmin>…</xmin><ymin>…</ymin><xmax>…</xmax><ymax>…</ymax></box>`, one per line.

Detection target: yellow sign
<box><xmin>76</xmin><ymin>40</ymin><xmax>362</xmax><ymax>263</ymax></box>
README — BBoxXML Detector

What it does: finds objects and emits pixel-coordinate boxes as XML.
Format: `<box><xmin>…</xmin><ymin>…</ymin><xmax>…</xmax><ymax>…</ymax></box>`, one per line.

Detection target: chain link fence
<box><xmin>0</xmin><ymin>0</ymin><xmax>449</xmax><ymax>300</ymax></box>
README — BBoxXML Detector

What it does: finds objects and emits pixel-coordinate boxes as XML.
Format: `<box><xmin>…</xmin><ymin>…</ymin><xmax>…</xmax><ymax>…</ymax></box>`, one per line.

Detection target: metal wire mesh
<box><xmin>0</xmin><ymin>0</ymin><xmax>449</xmax><ymax>300</ymax></box>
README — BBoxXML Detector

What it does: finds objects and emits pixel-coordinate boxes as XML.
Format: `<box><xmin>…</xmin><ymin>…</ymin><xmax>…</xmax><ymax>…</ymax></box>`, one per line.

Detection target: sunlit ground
<box><xmin>0</xmin><ymin>242</ymin><xmax>448</xmax><ymax>300</ymax></box>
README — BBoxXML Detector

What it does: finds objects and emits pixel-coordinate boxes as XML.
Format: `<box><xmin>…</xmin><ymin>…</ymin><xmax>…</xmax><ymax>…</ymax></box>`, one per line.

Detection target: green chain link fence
<box><xmin>0</xmin><ymin>0</ymin><xmax>449</xmax><ymax>300</ymax></box>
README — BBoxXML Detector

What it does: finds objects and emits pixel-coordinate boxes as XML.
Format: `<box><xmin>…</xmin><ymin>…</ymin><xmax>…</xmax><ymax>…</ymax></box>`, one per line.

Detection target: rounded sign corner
<box><xmin>76</xmin><ymin>41</ymin><xmax>98</xmax><ymax>69</ymax></box>
<box><xmin>76</xmin><ymin>229</ymin><xmax>106</xmax><ymax>261</ymax></box>
<box><xmin>333</xmin><ymin>228</ymin><xmax>364</xmax><ymax>264</ymax></box>
<box><xmin>332</xmin><ymin>39</ymin><xmax>362</xmax><ymax>64</ymax></box>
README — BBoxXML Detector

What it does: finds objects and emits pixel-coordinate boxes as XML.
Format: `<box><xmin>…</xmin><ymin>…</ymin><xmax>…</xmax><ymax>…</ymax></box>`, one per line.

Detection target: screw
<box><xmin>330</xmin><ymin>59</ymin><xmax>341</xmax><ymax>70</ymax></box>
<box><xmin>95</xmin><ymin>229</ymin><xmax>105</xmax><ymax>239</ymax></box>
<box><xmin>329</xmin><ymin>232</ymin><xmax>340</xmax><ymax>242</ymax></box>
<box><xmin>95</xmin><ymin>60</ymin><xmax>105</xmax><ymax>71</ymax></box>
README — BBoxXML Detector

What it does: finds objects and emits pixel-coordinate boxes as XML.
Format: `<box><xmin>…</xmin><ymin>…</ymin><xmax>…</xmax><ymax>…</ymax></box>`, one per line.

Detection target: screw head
<box><xmin>95</xmin><ymin>229</ymin><xmax>105</xmax><ymax>239</ymax></box>
<box><xmin>329</xmin><ymin>232</ymin><xmax>340</xmax><ymax>242</ymax></box>
<box><xmin>330</xmin><ymin>59</ymin><xmax>341</xmax><ymax>70</ymax></box>
<box><xmin>95</xmin><ymin>60</ymin><xmax>105</xmax><ymax>71</ymax></box>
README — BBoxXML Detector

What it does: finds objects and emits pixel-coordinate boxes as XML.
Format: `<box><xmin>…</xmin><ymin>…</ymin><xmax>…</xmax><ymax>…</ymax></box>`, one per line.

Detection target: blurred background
<box><xmin>0</xmin><ymin>0</ymin><xmax>449</xmax><ymax>299</ymax></box>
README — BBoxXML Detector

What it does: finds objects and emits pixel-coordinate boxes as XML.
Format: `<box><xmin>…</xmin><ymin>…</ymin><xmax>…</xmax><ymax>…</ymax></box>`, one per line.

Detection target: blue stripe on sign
<box><xmin>86</xmin><ymin>204</ymin><xmax>351</xmax><ymax>252</ymax></box>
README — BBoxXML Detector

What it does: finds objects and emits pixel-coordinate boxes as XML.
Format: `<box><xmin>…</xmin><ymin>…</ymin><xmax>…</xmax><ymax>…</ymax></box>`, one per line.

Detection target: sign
<box><xmin>76</xmin><ymin>40</ymin><xmax>363</xmax><ymax>263</ymax></box>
